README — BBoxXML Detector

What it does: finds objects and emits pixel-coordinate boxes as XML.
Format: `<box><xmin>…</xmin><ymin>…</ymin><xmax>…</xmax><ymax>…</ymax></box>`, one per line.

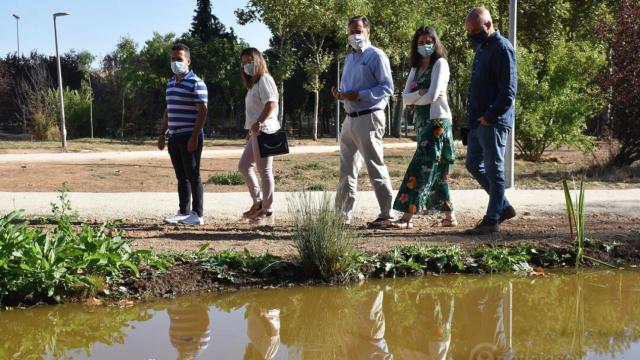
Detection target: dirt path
<box><xmin>126</xmin><ymin>212</ymin><xmax>640</xmax><ymax>259</ymax></box>
<box><xmin>4</xmin><ymin>189</ymin><xmax>639</xmax><ymax>221</ymax></box>
<box><xmin>0</xmin><ymin>142</ymin><xmax>416</xmax><ymax>163</ymax></box>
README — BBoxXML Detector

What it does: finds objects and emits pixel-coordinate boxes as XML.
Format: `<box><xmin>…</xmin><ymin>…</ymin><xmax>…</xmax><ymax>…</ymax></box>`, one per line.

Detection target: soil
<box><xmin>125</xmin><ymin>211</ymin><xmax>640</xmax><ymax>259</ymax></box>
<box><xmin>113</xmin><ymin>210</ymin><xmax>640</xmax><ymax>302</ymax></box>
<box><xmin>2</xmin><ymin>143</ymin><xmax>639</xmax><ymax>192</ymax></box>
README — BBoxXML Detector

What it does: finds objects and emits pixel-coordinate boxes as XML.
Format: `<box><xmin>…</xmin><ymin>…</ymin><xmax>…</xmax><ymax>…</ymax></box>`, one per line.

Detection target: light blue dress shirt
<box><xmin>339</xmin><ymin>42</ymin><xmax>394</xmax><ymax>114</ymax></box>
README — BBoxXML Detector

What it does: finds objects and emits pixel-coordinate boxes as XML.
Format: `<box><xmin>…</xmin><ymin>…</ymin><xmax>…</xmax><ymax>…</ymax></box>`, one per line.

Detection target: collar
<box><xmin>172</xmin><ymin>69</ymin><xmax>194</xmax><ymax>82</ymax></box>
<box><xmin>484</xmin><ymin>30</ymin><xmax>501</xmax><ymax>47</ymax></box>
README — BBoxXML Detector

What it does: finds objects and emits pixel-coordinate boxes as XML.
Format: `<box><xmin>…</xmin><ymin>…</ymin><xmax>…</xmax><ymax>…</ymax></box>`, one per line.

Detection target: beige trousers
<box><xmin>335</xmin><ymin>110</ymin><xmax>393</xmax><ymax>221</ymax></box>
<box><xmin>238</xmin><ymin>133</ymin><xmax>274</xmax><ymax>212</ymax></box>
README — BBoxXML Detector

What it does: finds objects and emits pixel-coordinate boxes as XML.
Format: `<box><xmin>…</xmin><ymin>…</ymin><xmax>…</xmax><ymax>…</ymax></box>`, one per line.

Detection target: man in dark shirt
<box><xmin>465</xmin><ymin>7</ymin><xmax>517</xmax><ymax>234</ymax></box>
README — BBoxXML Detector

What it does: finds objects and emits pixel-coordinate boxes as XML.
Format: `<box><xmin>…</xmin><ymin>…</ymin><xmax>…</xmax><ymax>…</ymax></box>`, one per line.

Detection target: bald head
<box><xmin>466</xmin><ymin>7</ymin><xmax>494</xmax><ymax>33</ymax></box>
<box><xmin>465</xmin><ymin>6</ymin><xmax>495</xmax><ymax>42</ymax></box>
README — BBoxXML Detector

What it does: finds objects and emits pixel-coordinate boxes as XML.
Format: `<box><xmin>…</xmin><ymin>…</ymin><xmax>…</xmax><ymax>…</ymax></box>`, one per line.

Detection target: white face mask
<box><xmin>348</xmin><ymin>34</ymin><xmax>365</xmax><ymax>51</ymax></box>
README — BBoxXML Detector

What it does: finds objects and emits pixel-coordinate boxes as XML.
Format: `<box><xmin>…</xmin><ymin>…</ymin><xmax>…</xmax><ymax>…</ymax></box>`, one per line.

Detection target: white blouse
<box><xmin>245</xmin><ymin>73</ymin><xmax>281</xmax><ymax>134</ymax></box>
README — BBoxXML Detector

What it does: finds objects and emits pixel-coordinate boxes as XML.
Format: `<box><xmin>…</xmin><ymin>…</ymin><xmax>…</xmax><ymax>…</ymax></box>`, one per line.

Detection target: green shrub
<box><xmin>515</xmin><ymin>41</ymin><xmax>605</xmax><ymax>161</ymax></box>
<box><xmin>207</xmin><ymin>171</ymin><xmax>245</xmax><ymax>185</ymax></box>
<box><xmin>289</xmin><ymin>192</ymin><xmax>356</xmax><ymax>281</ymax></box>
<box><xmin>305</xmin><ymin>183</ymin><xmax>326</xmax><ymax>191</ymax></box>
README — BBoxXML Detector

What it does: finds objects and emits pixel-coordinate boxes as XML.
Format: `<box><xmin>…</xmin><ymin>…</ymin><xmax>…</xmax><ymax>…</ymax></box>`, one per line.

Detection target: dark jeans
<box><xmin>168</xmin><ymin>134</ymin><xmax>203</xmax><ymax>217</ymax></box>
<box><xmin>465</xmin><ymin>124</ymin><xmax>511</xmax><ymax>222</ymax></box>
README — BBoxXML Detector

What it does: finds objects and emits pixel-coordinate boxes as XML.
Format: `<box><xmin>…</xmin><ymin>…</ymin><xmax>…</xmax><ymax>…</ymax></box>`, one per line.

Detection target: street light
<box><xmin>506</xmin><ymin>0</ymin><xmax>517</xmax><ymax>189</ymax></box>
<box><xmin>12</xmin><ymin>14</ymin><xmax>27</xmax><ymax>132</ymax></box>
<box><xmin>53</xmin><ymin>12</ymin><xmax>69</xmax><ymax>148</ymax></box>
<box><xmin>12</xmin><ymin>14</ymin><xmax>20</xmax><ymax>56</ymax></box>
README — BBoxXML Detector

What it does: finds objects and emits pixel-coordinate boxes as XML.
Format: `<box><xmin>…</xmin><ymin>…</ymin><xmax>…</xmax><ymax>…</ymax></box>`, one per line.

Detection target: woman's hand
<box><xmin>251</xmin><ymin>121</ymin><xmax>261</xmax><ymax>134</ymax></box>
<box><xmin>245</xmin><ymin>130</ymin><xmax>251</xmax><ymax>142</ymax></box>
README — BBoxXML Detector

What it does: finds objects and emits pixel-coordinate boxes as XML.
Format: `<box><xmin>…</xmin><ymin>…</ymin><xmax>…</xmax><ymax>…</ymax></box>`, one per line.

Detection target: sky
<box><xmin>0</xmin><ymin>0</ymin><xmax>271</xmax><ymax>66</ymax></box>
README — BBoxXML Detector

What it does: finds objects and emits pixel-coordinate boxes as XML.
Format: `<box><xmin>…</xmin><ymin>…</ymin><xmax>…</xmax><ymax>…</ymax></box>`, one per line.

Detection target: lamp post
<box><xmin>12</xmin><ymin>14</ymin><xmax>20</xmax><ymax>56</ymax></box>
<box><xmin>12</xmin><ymin>14</ymin><xmax>27</xmax><ymax>132</ymax></box>
<box><xmin>53</xmin><ymin>12</ymin><xmax>69</xmax><ymax>148</ymax></box>
<box><xmin>505</xmin><ymin>0</ymin><xmax>517</xmax><ymax>189</ymax></box>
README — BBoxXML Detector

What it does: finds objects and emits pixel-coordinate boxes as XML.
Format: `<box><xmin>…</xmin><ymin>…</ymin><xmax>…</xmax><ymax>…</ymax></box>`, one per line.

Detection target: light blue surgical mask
<box><xmin>243</xmin><ymin>63</ymin><xmax>254</xmax><ymax>76</ymax></box>
<box><xmin>417</xmin><ymin>44</ymin><xmax>435</xmax><ymax>57</ymax></box>
<box><xmin>171</xmin><ymin>61</ymin><xmax>188</xmax><ymax>75</ymax></box>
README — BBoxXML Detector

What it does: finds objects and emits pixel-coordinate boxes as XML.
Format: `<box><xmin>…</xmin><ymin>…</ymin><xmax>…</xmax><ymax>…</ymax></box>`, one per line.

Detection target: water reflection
<box><xmin>244</xmin><ymin>304</ymin><xmax>280</xmax><ymax>359</ymax></box>
<box><xmin>167</xmin><ymin>302</ymin><xmax>211</xmax><ymax>359</ymax></box>
<box><xmin>2</xmin><ymin>270</ymin><xmax>640</xmax><ymax>359</ymax></box>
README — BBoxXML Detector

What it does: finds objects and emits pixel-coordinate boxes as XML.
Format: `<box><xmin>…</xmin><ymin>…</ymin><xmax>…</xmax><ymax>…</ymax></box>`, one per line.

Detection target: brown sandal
<box><xmin>431</xmin><ymin>218</ymin><xmax>459</xmax><ymax>227</ymax></box>
<box><xmin>243</xmin><ymin>202</ymin><xmax>262</xmax><ymax>218</ymax></box>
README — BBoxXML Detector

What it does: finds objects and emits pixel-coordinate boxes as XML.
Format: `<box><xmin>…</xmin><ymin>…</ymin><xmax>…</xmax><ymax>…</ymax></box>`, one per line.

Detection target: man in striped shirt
<box><xmin>158</xmin><ymin>43</ymin><xmax>208</xmax><ymax>225</ymax></box>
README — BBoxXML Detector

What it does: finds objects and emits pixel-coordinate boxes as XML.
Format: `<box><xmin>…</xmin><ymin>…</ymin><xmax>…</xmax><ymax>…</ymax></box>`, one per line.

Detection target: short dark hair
<box><xmin>171</xmin><ymin>43</ymin><xmax>190</xmax><ymax>59</ymax></box>
<box><xmin>409</xmin><ymin>26</ymin><xmax>448</xmax><ymax>68</ymax></box>
<box><xmin>348</xmin><ymin>16</ymin><xmax>370</xmax><ymax>29</ymax></box>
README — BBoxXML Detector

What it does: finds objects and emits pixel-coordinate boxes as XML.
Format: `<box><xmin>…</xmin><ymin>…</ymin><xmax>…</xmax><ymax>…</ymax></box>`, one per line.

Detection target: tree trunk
<box><xmin>121</xmin><ymin>92</ymin><xmax>125</xmax><ymax>140</ymax></box>
<box><xmin>392</xmin><ymin>94</ymin><xmax>403</xmax><ymax>137</ymax></box>
<box><xmin>279</xmin><ymin>80</ymin><xmax>285</xmax><ymax>131</ymax></box>
<box><xmin>313</xmin><ymin>86</ymin><xmax>319</xmax><ymax>141</ymax></box>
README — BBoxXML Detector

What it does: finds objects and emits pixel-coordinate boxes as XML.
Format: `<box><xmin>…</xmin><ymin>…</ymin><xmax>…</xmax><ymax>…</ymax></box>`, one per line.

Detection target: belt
<box><xmin>347</xmin><ymin>108</ymin><xmax>382</xmax><ymax>118</ymax></box>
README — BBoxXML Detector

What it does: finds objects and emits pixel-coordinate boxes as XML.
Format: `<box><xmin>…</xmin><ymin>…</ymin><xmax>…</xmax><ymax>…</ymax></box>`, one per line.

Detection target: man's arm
<box><xmin>187</xmin><ymin>80</ymin><xmax>208</xmax><ymax>152</ymax></box>
<box><xmin>187</xmin><ymin>102</ymin><xmax>207</xmax><ymax>152</ymax></box>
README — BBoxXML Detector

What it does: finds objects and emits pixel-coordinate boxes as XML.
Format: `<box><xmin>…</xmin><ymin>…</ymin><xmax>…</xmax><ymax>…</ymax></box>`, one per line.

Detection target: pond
<box><xmin>2</xmin><ymin>269</ymin><xmax>640</xmax><ymax>359</ymax></box>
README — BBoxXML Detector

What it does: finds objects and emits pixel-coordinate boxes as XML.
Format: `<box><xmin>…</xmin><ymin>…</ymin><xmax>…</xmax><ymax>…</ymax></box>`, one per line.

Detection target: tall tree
<box><xmin>598</xmin><ymin>0</ymin><xmax>640</xmax><ymax>166</ymax></box>
<box><xmin>191</xmin><ymin>0</ymin><xmax>234</xmax><ymax>43</ymax></box>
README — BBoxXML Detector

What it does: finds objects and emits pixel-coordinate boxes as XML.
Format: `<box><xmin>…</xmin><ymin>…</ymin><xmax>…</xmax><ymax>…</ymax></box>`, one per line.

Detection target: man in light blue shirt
<box><xmin>332</xmin><ymin>16</ymin><xmax>394</xmax><ymax>227</ymax></box>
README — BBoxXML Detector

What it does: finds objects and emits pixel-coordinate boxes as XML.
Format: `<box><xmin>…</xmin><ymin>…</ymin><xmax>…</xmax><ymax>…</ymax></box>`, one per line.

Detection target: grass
<box><xmin>563</xmin><ymin>178</ymin><xmax>616</xmax><ymax>269</ymax></box>
<box><xmin>288</xmin><ymin>192</ymin><xmax>357</xmax><ymax>281</ymax></box>
<box><xmin>207</xmin><ymin>171</ymin><xmax>245</xmax><ymax>185</ymax></box>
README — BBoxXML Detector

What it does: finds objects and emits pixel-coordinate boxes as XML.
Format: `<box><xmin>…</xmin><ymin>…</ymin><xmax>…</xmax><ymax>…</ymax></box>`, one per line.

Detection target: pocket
<box><xmin>370</xmin><ymin>111</ymin><xmax>385</xmax><ymax>139</ymax></box>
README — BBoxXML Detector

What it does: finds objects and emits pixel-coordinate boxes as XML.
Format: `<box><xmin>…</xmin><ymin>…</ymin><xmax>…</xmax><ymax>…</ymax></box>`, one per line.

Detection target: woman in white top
<box><xmin>391</xmin><ymin>27</ymin><xmax>458</xmax><ymax>229</ymax></box>
<box><xmin>238</xmin><ymin>48</ymin><xmax>281</xmax><ymax>220</ymax></box>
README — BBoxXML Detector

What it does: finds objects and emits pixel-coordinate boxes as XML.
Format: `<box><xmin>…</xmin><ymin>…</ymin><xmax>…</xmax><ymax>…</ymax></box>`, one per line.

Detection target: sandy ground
<box><xmin>4</xmin><ymin>189</ymin><xmax>640</xmax><ymax>257</ymax></box>
<box><xmin>0</xmin><ymin>142</ymin><xmax>416</xmax><ymax>163</ymax></box>
<box><xmin>3</xmin><ymin>189</ymin><xmax>639</xmax><ymax>221</ymax></box>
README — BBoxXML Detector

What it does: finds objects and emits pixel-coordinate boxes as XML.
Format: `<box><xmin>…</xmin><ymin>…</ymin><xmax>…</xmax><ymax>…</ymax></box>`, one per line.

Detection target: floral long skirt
<box><xmin>392</xmin><ymin>114</ymin><xmax>456</xmax><ymax>215</ymax></box>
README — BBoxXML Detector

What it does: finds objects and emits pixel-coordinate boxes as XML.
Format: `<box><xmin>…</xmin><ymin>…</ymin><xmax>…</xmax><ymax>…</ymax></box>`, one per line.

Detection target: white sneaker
<box><xmin>164</xmin><ymin>211</ymin><xmax>190</xmax><ymax>224</ymax></box>
<box><xmin>179</xmin><ymin>211</ymin><xmax>204</xmax><ymax>225</ymax></box>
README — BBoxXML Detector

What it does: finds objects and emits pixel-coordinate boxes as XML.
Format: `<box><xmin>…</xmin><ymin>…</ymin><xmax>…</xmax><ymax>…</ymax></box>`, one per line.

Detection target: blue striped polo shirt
<box><xmin>165</xmin><ymin>70</ymin><xmax>208</xmax><ymax>137</ymax></box>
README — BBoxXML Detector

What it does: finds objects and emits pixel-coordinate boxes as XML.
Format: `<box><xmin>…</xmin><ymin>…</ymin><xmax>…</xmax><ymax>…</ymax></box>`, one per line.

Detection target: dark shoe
<box><xmin>466</xmin><ymin>218</ymin><xmax>500</xmax><ymax>235</ymax></box>
<box><xmin>499</xmin><ymin>206</ymin><xmax>516</xmax><ymax>223</ymax></box>
<box><xmin>367</xmin><ymin>217</ymin><xmax>392</xmax><ymax>229</ymax></box>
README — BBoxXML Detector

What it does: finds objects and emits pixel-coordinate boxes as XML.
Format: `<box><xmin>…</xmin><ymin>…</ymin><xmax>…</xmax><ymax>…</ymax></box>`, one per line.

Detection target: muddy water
<box><xmin>3</xmin><ymin>270</ymin><xmax>640</xmax><ymax>360</ymax></box>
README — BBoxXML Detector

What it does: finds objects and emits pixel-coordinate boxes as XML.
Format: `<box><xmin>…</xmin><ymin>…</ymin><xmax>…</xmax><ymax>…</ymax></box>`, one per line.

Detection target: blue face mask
<box><xmin>243</xmin><ymin>63</ymin><xmax>254</xmax><ymax>76</ymax></box>
<box><xmin>171</xmin><ymin>61</ymin><xmax>188</xmax><ymax>75</ymax></box>
<box><xmin>417</xmin><ymin>44</ymin><xmax>435</xmax><ymax>57</ymax></box>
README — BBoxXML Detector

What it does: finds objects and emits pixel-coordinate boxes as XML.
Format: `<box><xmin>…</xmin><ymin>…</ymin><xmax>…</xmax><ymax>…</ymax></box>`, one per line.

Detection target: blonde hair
<box><xmin>240</xmin><ymin>47</ymin><xmax>269</xmax><ymax>89</ymax></box>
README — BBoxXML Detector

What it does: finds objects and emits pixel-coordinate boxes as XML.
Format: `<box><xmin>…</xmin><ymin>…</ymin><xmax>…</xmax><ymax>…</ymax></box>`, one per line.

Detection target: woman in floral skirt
<box><xmin>391</xmin><ymin>26</ymin><xmax>457</xmax><ymax>229</ymax></box>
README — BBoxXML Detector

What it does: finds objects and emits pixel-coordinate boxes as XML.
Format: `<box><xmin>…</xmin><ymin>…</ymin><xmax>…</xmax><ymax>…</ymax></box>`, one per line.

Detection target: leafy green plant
<box><xmin>50</xmin><ymin>182</ymin><xmax>78</xmax><ymax>222</ymax></box>
<box><xmin>0</xmin><ymin>210</ymin><xmax>170</xmax><ymax>306</ymax></box>
<box><xmin>379</xmin><ymin>245</ymin><xmax>465</xmax><ymax>277</ymax></box>
<box><xmin>471</xmin><ymin>246</ymin><xmax>531</xmax><ymax>273</ymax></box>
<box><xmin>289</xmin><ymin>192</ymin><xmax>357</xmax><ymax>281</ymax></box>
<box><xmin>207</xmin><ymin>171</ymin><xmax>245</xmax><ymax>185</ymax></box>
<box><xmin>199</xmin><ymin>248</ymin><xmax>284</xmax><ymax>283</ymax></box>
